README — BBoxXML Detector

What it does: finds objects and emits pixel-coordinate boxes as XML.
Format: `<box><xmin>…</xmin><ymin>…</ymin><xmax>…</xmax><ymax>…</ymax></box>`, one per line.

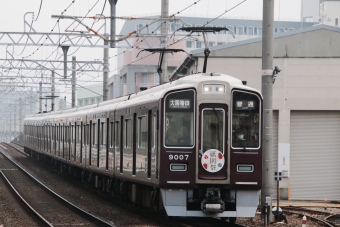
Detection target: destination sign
<box><xmin>235</xmin><ymin>100</ymin><xmax>255</xmax><ymax>110</ymax></box>
<box><xmin>169</xmin><ymin>99</ymin><xmax>190</xmax><ymax>109</ymax></box>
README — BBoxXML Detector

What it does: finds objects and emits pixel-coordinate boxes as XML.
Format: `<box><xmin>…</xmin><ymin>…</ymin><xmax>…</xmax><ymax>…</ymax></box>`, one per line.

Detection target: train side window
<box><xmin>115</xmin><ymin>121</ymin><xmax>120</xmax><ymax>148</ymax></box>
<box><xmin>124</xmin><ymin>119</ymin><xmax>132</xmax><ymax>148</ymax></box>
<box><xmin>138</xmin><ymin>116</ymin><xmax>147</xmax><ymax>149</ymax></box>
<box><xmin>101</xmin><ymin>121</ymin><xmax>106</xmax><ymax>146</ymax></box>
<box><xmin>110</xmin><ymin>122</ymin><xmax>114</xmax><ymax>148</ymax></box>
<box><xmin>153</xmin><ymin>114</ymin><xmax>157</xmax><ymax>149</ymax></box>
<box><xmin>92</xmin><ymin>122</ymin><xmax>97</xmax><ymax>147</ymax></box>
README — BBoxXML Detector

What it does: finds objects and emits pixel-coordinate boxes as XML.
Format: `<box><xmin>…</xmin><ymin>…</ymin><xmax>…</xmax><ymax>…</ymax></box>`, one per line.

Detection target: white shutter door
<box><xmin>290</xmin><ymin>111</ymin><xmax>340</xmax><ymax>200</ymax></box>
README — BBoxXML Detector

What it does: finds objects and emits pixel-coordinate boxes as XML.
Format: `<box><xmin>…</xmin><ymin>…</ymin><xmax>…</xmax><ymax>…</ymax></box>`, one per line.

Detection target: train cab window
<box><xmin>201</xmin><ymin>109</ymin><xmax>225</xmax><ymax>153</ymax></box>
<box><xmin>138</xmin><ymin>116</ymin><xmax>147</xmax><ymax>149</ymax></box>
<box><xmin>231</xmin><ymin>90</ymin><xmax>261</xmax><ymax>149</ymax></box>
<box><xmin>164</xmin><ymin>89</ymin><xmax>195</xmax><ymax>147</ymax></box>
<box><xmin>124</xmin><ymin>119</ymin><xmax>132</xmax><ymax>148</ymax></box>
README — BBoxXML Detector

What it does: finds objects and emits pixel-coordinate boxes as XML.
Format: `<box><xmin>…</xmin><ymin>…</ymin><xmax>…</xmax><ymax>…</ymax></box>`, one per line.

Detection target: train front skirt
<box><xmin>160</xmin><ymin>189</ymin><xmax>260</xmax><ymax>217</ymax></box>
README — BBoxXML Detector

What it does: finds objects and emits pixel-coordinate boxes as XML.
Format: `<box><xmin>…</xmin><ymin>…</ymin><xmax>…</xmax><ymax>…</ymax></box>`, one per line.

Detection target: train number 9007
<box><xmin>169</xmin><ymin>154</ymin><xmax>189</xmax><ymax>160</ymax></box>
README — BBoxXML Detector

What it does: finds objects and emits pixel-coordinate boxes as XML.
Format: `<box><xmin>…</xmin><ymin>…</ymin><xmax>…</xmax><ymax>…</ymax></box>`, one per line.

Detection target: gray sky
<box><xmin>0</xmin><ymin>0</ymin><xmax>302</xmax><ymax>105</ymax></box>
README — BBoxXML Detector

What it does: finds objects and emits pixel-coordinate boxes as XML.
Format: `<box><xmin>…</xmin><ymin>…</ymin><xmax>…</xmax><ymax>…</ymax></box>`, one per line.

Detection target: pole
<box><xmin>39</xmin><ymin>81</ymin><xmax>42</xmax><ymax>113</ymax></box>
<box><xmin>109</xmin><ymin>0</ymin><xmax>117</xmax><ymax>48</ymax></box>
<box><xmin>160</xmin><ymin>0</ymin><xmax>169</xmax><ymax>84</ymax></box>
<box><xmin>103</xmin><ymin>34</ymin><xmax>109</xmax><ymax>101</ymax></box>
<box><xmin>72</xmin><ymin>56</ymin><xmax>76</xmax><ymax>107</ymax></box>
<box><xmin>261</xmin><ymin>0</ymin><xmax>275</xmax><ymax>222</ymax></box>
<box><xmin>61</xmin><ymin>46</ymin><xmax>70</xmax><ymax>79</ymax></box>
<box><xmin>51</xmin><ymin>71</ymin><xmax>55</xmax><ymax>111</ymax></box>
<box><xmin>277</xmin><ymin>180</ymin><xmax>279</xmax><ymax>221</ymax></box>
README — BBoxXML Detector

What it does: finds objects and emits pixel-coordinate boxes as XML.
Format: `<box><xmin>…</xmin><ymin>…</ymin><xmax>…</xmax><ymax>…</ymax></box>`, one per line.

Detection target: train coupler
<box><xmin>201</xmin><ymin>187</ymin><xmax>225</xmax><ymax>213</ymax></box>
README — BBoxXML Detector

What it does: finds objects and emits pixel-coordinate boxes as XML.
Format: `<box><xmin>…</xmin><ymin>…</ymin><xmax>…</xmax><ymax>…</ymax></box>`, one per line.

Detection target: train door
<box><xmin>198</xmin><ymin>104</ymin><xmax>228</xmax><ymax>180</ymax></box>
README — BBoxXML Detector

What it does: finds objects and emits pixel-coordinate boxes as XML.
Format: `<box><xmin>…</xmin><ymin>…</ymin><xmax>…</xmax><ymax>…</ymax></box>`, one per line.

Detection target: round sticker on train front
<box><xmin>201</xmin><ymin>149</ymin><xmax>225</xmax><ymax>173</ymax></box>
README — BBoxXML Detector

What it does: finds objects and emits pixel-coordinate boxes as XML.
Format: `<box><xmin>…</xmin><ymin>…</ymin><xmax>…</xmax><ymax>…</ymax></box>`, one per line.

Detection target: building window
<box><xmin>123</xmin><ymin>74</ymin><xmax>127</xmax><ymax>84</ymax></box>
<box><xmin>217</xmin><ymin>42</ymin><xmax>225</xmax><ymax>45</ymax></box>
<box><xmin>247</xmin><ymin>27</ymin><xmax>254</xmax><ymax>35</ymax></box>
<box><xmin>303</xmin><ymin>17</ymin><xmax>313</xmax><ymax>22</ymax></box>
<box><xmin>196</xmin><ymin>41</ymin><xmax>202</xmax><ymax>48</ymax></box>
<box><xmin>154</xmin><ymin>73</ymin><xmax>160</xmax><ymax>85</ymax></box>
<box><xmin>91</xmin><ymin>98</ymin><xmax>95</xmax><ymax>104</ymax></box>
<box><xmin>84</xmin><ymin>99</ymin><xmax>88</xmax><ymax>105</ymax></box>
<box><xmin>78</xmin><ymin>100</ymin><xmax>83</xmax><ymax>106</ymax></box>
<box><xmin>186</xmin><ymin>41</ymin><xmax>192</xmax><ymax>48</ymax></box>
<box><xmin>136</xmin><ymin>24</ymin><xmax>143</xmax><ymax>33</ymax></box>
<box><xmin>209</xmin><ymin>42</ymin><xmax>214</xmax><ymax>47</ymax></box>
<box><xmin>236</xmin><ymin>26</ymin><xmax>244</xmax><ymax>35</ymax></box>
<box><xmin>336</xmin><ymin>18</ymin><xmax>339</xmax><ymax>26</ymax></box>
<box><xmin>142</xmin><ymin>73</ymin><xmax>148</xmax><ymax>85</ymax></box>
<box><xmin>134</xmin><ymin>73</ymin><xmax>137</xmax><ymax>85</ymax></box>
<box><xmin>96</xmin><ymin>97</ymin><xmax>101</xmax><ymax>103</ymax></box>
<box><xmin>257</xmin><ymin>27</ymin><xmax>262</xmax><ymax>36</ymax></box>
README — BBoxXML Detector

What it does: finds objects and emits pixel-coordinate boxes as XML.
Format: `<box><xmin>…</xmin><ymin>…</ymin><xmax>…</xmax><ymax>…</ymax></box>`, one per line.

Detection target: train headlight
<box><xmin>216</xmin><ymin>85</ymin><xmax>225</xmax><ymax>93</ymax></box>
<box><xmin>203</xmin><ymin>85</ymin><xmax>212</xmax><ymax>92</ymax></box>
<box><xmin>203</xmin><ymin>84</ymin><xmax>225</xmax><ymax>94</ymax></box>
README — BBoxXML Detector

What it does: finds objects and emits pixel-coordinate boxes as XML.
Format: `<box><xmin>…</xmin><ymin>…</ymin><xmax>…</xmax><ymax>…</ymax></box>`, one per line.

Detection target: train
<box><xmin>23</xmin><ymin>72</ymin><xmax>262</xmax><ymax>222</ymax></box>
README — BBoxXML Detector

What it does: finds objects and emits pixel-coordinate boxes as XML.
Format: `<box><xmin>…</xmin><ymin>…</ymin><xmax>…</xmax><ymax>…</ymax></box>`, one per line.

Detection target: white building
<box><xmin>76</xmin><ymin>83</ymin><xmax>103</xmax><ymax>107</ymax></box>
<box><xmin>109</xmin><ymin>16</ymin><xmax>315</xmax><ymax>98</ymax></box>
<box><xmin>172</xmin><ymin>25</ymin><xmax>340</xmax><ymax>200</ymax></box>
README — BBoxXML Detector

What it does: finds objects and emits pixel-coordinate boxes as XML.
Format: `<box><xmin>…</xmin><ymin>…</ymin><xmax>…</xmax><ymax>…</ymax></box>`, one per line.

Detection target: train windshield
<box><xmin>231</xmin><ymin>90</ymin><xmax>261</xmax><ymax>149</ymax></box>
<box><xmin>164</xmin><ymin>89</ymin><xmax>195</xmax><ymax>147</ymax></box>
<box><xmin>202</xmin><ymin>109</ymin><xmax>224</xmax><ymax>153</ymax></box>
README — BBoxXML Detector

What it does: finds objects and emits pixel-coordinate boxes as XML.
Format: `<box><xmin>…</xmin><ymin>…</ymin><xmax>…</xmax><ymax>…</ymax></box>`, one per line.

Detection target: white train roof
<box><xmin>24</xmin><ymin>73</ymin><xmax>261</xmax><ymax>124</ymax></box>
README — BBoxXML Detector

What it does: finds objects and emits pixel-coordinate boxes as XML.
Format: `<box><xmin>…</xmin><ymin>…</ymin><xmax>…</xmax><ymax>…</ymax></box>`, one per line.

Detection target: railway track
<box><xmin>282</xmin><ymin>206</ymin><xmax>340</xmax><ymax>227</ymax></box>
<box><xmin>0</xmin><ymin>144</ymin><xmax>112</xmax><ymax>226</ymax></box>
<box><xmin>3</xmin><ymin>142</ymin><xmax>250</xmax><ymax>227</ymax></box>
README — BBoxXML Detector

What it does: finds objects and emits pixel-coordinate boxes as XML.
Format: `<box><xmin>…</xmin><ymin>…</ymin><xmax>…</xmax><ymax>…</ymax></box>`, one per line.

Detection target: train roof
<box><xmin>24</xmin><ymin>73</ymin><xmax>260</xmax><ymax>123</ymax></box>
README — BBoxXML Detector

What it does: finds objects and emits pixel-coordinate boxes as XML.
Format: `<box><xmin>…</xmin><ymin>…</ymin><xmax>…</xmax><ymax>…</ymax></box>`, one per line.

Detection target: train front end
<box><xmin>159</xmin><ymin>74</ymin><xmax>262</xmax><ymax>219</ymax></box>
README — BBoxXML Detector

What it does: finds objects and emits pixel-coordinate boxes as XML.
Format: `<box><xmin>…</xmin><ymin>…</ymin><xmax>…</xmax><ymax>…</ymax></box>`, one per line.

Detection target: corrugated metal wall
<box><xmin>290</xmin><ymin>111</ymin><xmax>340</xmax><ymax>200</ymax></box>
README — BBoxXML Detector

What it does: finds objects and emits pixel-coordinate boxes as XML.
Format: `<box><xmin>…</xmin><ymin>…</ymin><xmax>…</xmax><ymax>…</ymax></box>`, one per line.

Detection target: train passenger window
<box><xmin>231</xmin><ymin>90</ymin><xmax>261</xmax><ymax>149</ymax></box>
<box><xmin>92</xmin><ymin>123</ymin><xmax>97</xmax><ymax>146</ymax></box>
<box><xmin>202</xmin><ymin>109</ymin><xmax>225</xmax><ymax>153</ymax></box>
<box><xmin>101</xmin><ymin>122</ymin><xmax>106</xmax><ymax>146</ymax></box>
<box><xmin>153</xmin><ymin>114</ymin><xmax>157</xmax><ymax>149</ymax></box>
<box><xmin>164</xmin><ymin>89</ymin><xmax>195</xmax><ymax>147</ymax></box>
<box><xmin>124</xmin><ymin>119</ymin><xmax>132</xmax><ymax>148</ymax></box>
<box><xmin>115</xmin><ymin>121</ymin><xmax>120</xmax><ymax>148</ymax></box>
<box><xmin>110</xmin><ymin>122</ymin><xmax>114</xmax><ymax>148</ymax></box>
<box><xmin>138</xmin><ymin>116</ymin><xmax>147</xmax><ymax>148</ymax></box>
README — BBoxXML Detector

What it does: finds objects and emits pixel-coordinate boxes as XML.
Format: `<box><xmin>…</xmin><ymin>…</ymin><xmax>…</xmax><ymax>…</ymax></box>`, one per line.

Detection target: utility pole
<box><xmin>109</xmin><ymin>0</ymin><xmax>118</xmax><ymax>48</ymax></box>
<box><xmin>51</xmin><ymin>71</ymin><xmax>55</xmax><ymax>111</ymax></box>
<box><xmin>103</xmin><ymin>34</ymin><xmax>109</xmax><ymax>101</ymax></box>
<box><xmin>261</xmin><ymin>0</ymin><xmax>274</xmax><ymax>222</ymax></box>
<box><xmin>160</xmin><ymin>0</ymin><xmax>169</xmax><ymax>84</ymax></box>
<box><xmin>72</xmin><ymin>56</ymin><xmax>76</xmax><ymax>107</ymax></box>
<box><xmin>39</xmin><ymin>81</ymin><xmax>42</xmax><ymax>113</ymax></box>
<box><xmin>62</xmin><ymin>46</ymin><xmax>70</xmax><ymax>79</ymax></box>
